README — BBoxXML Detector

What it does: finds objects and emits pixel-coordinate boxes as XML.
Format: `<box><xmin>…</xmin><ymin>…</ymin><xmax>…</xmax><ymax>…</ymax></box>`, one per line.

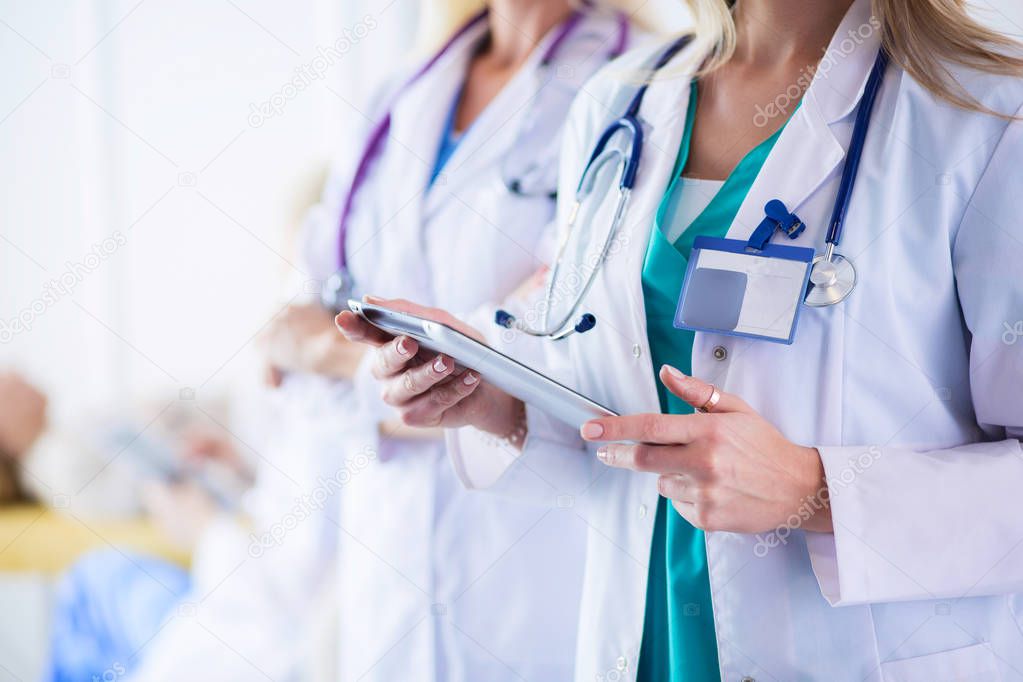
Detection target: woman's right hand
<box><xmin>335</xmin><ymin>297</ymin><xmax>524</xmax><ymax>442</ymax></box>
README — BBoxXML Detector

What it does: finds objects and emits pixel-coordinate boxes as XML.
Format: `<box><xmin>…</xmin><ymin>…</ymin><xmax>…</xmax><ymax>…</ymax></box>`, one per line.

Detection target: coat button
<box><xmin>616</xmin><ymin>655</ymin><xmax>627</xmax><ymax>671</ymax></box>
<box><xmin>740</xmin><ymin>677</ymin><xmax>755</xmax><ymax>682</ymax></box>
<box><xmin>631</xmin><ymin>344</ymin><xmax>642</xmax><ymax>358</ymax></box>
<box><xmin>638</xmin><ymin>504</ymin><xmax>648</xmax><ymax>519</ymax></box>
<box><xmin>712</xmin><ymin>345</ymin><xmax>727</xmax><ymax>361</ymax></box>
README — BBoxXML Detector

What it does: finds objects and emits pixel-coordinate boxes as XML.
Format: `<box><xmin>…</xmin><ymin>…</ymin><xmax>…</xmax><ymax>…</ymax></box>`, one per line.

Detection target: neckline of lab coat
<box><xmin>614</xmin><ymin>0</ymin><xmax>882</xmax><ymax>331</ymax></box>
<box><xmin>589</xmin><ymin>0</ymin><xmax>883</xmax><ymax>412</ymax></box>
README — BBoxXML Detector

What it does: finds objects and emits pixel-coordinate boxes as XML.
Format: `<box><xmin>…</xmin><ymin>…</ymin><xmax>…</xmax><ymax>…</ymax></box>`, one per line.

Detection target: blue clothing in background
<box><xmin>430</xmin><ymin>87</ymin><xmax>464</xmax><ymax>186</ymax></box>
<box><xmin>46</xmin><ymin>550</ymin><xmax>190</xmax><ymax>682</ymax></box>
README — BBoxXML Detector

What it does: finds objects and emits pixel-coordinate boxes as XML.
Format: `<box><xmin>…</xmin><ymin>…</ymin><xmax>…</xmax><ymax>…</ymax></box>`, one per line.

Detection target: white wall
<box><xmin>0</xmin><ymin>0</ymin><xmax>419</xmax><ymax>416</ymax></box>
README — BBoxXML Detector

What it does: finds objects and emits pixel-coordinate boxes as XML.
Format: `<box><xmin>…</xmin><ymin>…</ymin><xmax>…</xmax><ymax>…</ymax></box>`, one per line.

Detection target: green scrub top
<box><xmin>636</xmin><ymin>81</ymin><xmax>791</xmax><ymax>682</ymax></box>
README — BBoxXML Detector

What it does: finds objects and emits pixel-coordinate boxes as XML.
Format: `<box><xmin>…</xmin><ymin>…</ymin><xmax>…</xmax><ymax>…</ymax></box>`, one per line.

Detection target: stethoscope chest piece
<box><xmin>805</xmin><ymin>252</ymin><xmax>856</xmax><ymax>307</ymax></box>
<box><xmin>320</xmin><ymin>269</ymin><xmax>356</xmax><ymax>314</ymax></box>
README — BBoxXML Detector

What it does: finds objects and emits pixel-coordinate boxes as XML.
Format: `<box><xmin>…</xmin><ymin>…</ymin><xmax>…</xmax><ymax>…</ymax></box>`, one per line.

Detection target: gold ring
<box><xmin>697</xmin><ymin>385</ymin><xmax>721</xmax><ymax>413</ymax></box>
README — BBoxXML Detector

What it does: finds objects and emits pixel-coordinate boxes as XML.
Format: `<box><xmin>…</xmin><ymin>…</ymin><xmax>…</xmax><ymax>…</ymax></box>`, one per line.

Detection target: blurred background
<box><xmin>1</xmin><ymin>0</ymin><xmax>1020</xmax><ymax>679</ymax></box>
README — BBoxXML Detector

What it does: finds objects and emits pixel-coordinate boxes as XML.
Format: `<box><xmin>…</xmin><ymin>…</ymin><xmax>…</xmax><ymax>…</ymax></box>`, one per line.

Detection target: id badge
<box><xmin>674</xmin><ymin>236</ymin><xmax>814</xmax><ymax>344</ymax></box>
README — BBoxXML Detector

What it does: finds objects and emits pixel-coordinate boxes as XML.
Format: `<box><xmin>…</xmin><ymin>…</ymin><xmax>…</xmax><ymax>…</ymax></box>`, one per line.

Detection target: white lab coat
<box><xmin>448</xmin><ymin>1</ymin><xmax>1023</xmax><ymax>680</ymax></box>
<box><xmin>298</xmin><ymin>9</ymin><xmax>638</xmax><ymax>682</ymax></box>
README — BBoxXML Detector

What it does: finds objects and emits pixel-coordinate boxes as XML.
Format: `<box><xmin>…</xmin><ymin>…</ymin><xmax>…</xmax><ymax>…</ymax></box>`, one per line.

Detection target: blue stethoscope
<box><xmin>496</xmin><ymin>40</ymin><xmax>890</xmax><ymax>339</ymax></box>
<box><xmin>319</xmin><ymin>8</ymin><xmax>629</xmax><ymax>313</ymax></box>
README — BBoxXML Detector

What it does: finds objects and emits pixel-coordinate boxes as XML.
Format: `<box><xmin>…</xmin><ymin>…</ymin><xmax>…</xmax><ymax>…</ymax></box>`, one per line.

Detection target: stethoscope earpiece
<box><xmin>495</xmin><ymin>309</ymin><xmax>596</xmax><ymax>340</ymax></box>
<box><xmin>495</xmin><ymin>309</ymin><xmax>515</xmax><ymax>329</ymax></box>
<box><xmin>575</xmin><ymin>314</ymin><xmax>596</xmax><ymax>334</ymax></box>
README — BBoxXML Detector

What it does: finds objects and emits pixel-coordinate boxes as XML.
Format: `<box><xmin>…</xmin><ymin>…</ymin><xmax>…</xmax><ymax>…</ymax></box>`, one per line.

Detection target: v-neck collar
<box><xmin>660</xmin><ymin>80</ymin><xmax>797</xmax><ymax>255</ymax></box>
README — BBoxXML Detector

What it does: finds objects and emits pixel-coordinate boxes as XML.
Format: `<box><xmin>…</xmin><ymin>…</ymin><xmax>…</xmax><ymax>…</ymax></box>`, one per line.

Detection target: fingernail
<box><xmin>595</xmin><ymin>446</ymin><xmax>609</xmax><ymax>463</ymax></box>
<box><xmin>397</xmin><ymin>338</ymin><xmax>410</xmax><ymax>356</ymax></box>
<box><xmin>433</xmin><ymin>356</ymin><xmax>447</xmax><ymax>372</ymax></box>
<box><xmin>462</xmin><ymin>372</ymin><xmax>478</xmax><ymax>386</ymax></box>
<box><xmin>663</xmin><ymin>364</ymin><xmax>685</xmax><ymax>380</ymax></box>
<box><xmin>580</xmin><ymin>422</ymin><xmax>604</xmax><ymax>439</ymax></box>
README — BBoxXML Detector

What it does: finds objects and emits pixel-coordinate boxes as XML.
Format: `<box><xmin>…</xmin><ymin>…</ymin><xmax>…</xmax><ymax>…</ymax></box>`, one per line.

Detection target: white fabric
<box><xmin>446</xmin><ymin>1</ymin><xmax>1023</xmax><ymax>679</ymax></box>
<box><xmin>663</xmin><ymin>177</ymin><xmax>724</xmax><ymax>242</ymax></box>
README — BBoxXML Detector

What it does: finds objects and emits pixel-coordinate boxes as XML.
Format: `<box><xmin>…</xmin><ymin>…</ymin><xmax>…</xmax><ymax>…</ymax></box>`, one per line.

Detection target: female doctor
<box><xmin>302</xmin><ymin>1</ymin><xmax>639</xmax><ymax>681</ymax></box>
<box><xmin>338</xmin><ymin>0</ymin><xmax>1023</xmax><ymax>680</ymax></box>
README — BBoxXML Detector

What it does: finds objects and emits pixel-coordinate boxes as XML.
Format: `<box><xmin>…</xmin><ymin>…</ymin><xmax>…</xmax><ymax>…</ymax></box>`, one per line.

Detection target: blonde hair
<box><xmin>686</xmin><ymin>0</ymin><xmax>1023</xmax><ymax>116</ymax></box>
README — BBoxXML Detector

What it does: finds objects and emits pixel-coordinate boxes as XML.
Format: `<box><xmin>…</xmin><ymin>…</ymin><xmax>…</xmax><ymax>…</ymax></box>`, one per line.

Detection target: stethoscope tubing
<box><xmin>824</xmin><ymin>50</ymin><xmax>889</xmax><ymax>248</ymax></box>
<box><xmin>507</xmin><ymin>36</ymin><xmax>692</xmax><ymax>338</ymax></box>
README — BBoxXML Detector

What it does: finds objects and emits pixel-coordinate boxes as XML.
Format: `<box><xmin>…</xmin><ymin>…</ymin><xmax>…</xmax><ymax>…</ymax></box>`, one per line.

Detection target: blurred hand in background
<box><xmin>257</xmin><ymin>303</ymin><xmax>366</xmax><ymax>387</ymax></box>
<box><xmin>141</xmin><ymin>479</ymin><xmax>219</xmax><ymax>551</ymax></box>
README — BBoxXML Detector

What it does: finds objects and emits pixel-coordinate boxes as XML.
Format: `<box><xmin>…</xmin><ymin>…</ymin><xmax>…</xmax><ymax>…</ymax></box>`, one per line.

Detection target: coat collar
<box><xmin>809</xmin><ymin>0</ymin><xmax>883</xmax><ymax>125</ymax></box>
<box><xmin>386</xmin><ymin>18</ymin><xmax>490</xmax><ymax>205</ymax></box>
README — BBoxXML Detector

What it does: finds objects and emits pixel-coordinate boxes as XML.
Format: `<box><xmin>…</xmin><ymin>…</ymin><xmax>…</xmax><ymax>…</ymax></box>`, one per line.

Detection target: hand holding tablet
<box><xmin>335</xmin><ymin>297</ymin><xmax>616</xmax><ymax>437</ymax></box>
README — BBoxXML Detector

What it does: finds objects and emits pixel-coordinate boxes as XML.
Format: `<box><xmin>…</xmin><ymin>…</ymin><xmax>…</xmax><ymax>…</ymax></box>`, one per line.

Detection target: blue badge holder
<box><xmin>673</xmin><ymin>236</ymin><xmax>815</xmax><ymax>344</ymax></box>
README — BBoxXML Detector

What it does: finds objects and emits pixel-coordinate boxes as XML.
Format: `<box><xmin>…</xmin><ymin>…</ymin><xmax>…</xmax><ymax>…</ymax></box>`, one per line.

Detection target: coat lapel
<box><xmin>425</xmin><ymin>14</ymin><xmax>583</xmax><ymax>213</ymax></box>
<box><xmin>387</xmin><ymin>19</ymin><xmax>488</xmax><ymax>211</ymax></box>
<box><xmin>728</xmin><ymin>0</ymin><xmax>880</xmax><ymax>244</ymax></box>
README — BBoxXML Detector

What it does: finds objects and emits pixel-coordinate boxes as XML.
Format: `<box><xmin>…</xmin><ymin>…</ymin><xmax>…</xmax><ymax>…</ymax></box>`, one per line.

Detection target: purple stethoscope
<box><xmin>320</xmin><ymin>7</ymin><xmax>630</xmax><ymax>313</ymax></box>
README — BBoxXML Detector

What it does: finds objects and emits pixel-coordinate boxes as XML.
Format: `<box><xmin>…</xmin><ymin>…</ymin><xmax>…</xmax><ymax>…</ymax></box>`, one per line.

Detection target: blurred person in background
<box><xmin>38</xmin><ymin>377</ymin><xmax>271</xmax><ymax>682</ymax></box>
<box><xmin>0</xmin><ymin>369</ymin><xmax>253</xmax><ymax>519</ymax></box>
<box><xmin>39</xmin><ymin>163</ymin><xmax>332</xmax><ymax>680</ymax></box>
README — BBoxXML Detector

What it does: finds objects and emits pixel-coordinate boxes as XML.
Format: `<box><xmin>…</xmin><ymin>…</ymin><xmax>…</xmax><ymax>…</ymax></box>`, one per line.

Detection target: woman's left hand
<box><xmin>581</xmin><ymin>365</ymin><xmax>832</xmax><ymax>534</ymax></box>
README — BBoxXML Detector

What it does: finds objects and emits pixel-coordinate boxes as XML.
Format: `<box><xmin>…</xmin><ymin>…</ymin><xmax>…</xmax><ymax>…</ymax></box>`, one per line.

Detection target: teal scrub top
<box><xmin>636</xmin><ymin>81</ymin><xmax>791</xmax><ymax>682</ymax></box>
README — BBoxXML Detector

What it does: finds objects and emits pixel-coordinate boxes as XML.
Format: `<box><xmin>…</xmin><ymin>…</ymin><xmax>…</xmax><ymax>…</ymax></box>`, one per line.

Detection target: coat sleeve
<box><xmin>806</xmin><ymin>105</ymin><xmax>1023</xmax><ymax>606</ymax></box>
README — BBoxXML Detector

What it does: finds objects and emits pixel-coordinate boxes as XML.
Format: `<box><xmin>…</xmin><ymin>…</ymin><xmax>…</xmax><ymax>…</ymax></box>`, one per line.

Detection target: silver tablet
<box><xmin>349</xmin><ymin>300</ymin><xmax>617</xmax><ymax>427</ymax></box>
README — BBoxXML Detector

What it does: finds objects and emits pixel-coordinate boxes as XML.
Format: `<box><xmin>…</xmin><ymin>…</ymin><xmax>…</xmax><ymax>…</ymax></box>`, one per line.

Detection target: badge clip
<box><xmin>746</xmin><ymin>200</ymin><xmax>804</xmax><ymax>252</ymax></box>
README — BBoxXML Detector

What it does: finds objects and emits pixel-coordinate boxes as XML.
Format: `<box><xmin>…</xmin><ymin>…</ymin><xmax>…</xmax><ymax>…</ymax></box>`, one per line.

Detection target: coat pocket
<box><xmin>880</xmin><ymin>642</ymin><xmax>1001</xmax><ymax>682</ymax></box>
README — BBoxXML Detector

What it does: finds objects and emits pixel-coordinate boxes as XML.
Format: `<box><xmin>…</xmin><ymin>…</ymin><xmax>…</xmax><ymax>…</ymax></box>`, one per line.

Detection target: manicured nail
<box><xmin>433</xmin><ymin>356</ymin><xmax>448</xmax><ymax>372</ymax></box>
<box><xmin>462</xmin><ymin>372</ymin><xmax>479</xmax><ymax>386</ymax></box>
<box><xmin>663</xmin><ymin>364</ymin><xmax>685</xmax><ymax>380</ymax></box>
<box><xmin>397</xmin><ymin>338</ymin><xmax>410</xmax><ymax>356</ymax></box>
<box><xmin>595</xmin><ymin>446</ymin><xmax>609</xmax><ymax>463</ymax></box>
<box><xmin>580</xmin><ymin>422</ymin><xmax>604</xmax><ymax>439</ymax></box>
